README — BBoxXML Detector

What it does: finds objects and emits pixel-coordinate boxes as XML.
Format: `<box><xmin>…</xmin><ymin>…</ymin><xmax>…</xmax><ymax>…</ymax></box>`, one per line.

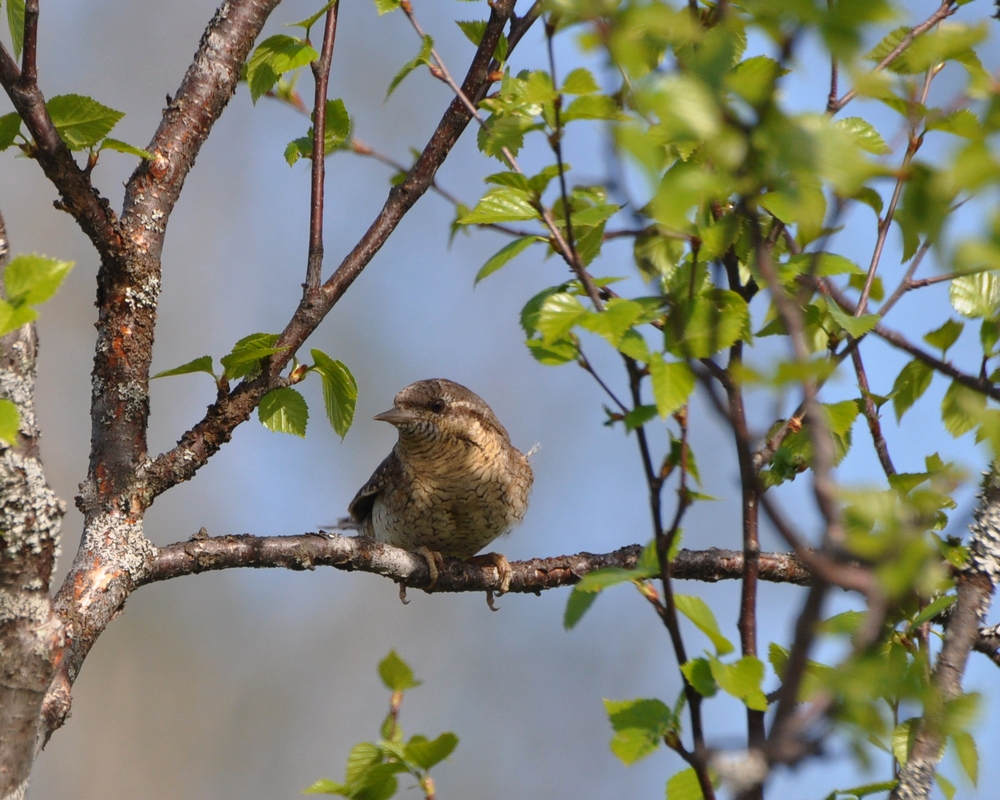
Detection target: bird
<box><xmin>348</xmin><ymin>378</ymin><xmax>533</xmax><ymax>605</ymax></box>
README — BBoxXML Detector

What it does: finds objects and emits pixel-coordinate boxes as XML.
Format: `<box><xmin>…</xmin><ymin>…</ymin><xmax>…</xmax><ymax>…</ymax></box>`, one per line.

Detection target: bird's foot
<box><xmin>398</xmin><ymin>582</ymin><xmax>410</xmax><ymax>605</ymax></box>
<box><xmin>467</xmin><ymin>552</ymin><xmax>512</xmax><ymax>611</ymax></box>
<box><xmin>415</xmin><ymin>545</ymin><xmax>444</xmax><ymax>590</ymax></box>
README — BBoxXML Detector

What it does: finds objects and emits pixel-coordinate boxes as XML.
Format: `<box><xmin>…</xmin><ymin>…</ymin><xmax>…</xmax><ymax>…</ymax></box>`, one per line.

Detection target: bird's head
<box><xmin>374</xmin><ymin>378</ymin><xmax>510</xmax><ymax>449</ymax></box>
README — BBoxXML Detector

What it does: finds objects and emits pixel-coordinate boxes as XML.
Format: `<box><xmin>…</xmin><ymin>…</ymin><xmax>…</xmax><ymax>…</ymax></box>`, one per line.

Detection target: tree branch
<box><xmin>892</xmin><ymin>464</ymin><xmax>1000</xmax><ymax>800</ymax></box>
<box><xmin>0</xmin><ymin>211</ymin><xmax>66</xmax><ymax>799</ymax></box>
<box><xmin>144</xmin><ymin>533</ymin><xmax>815</xmax><ymax>591</ymax></box>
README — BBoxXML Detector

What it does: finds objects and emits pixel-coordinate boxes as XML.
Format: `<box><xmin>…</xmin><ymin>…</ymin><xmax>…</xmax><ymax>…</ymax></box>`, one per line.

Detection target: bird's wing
<box><xmin>347</xmin><ymin>450</ymin><xmax>397</xmax><ymax>524</ymax></box>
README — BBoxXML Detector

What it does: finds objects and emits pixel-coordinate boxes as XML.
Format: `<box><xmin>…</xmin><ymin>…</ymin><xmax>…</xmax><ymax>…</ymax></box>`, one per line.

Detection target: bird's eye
<box><xmin>429</xmin><ymin>398</ymin><xmax>447</xmax><ymax>414</ymax></box>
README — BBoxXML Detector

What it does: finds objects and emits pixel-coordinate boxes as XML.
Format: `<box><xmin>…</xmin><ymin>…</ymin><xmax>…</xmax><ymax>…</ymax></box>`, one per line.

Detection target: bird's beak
<box><xmin>373</xmin><ymin>407</ymin><xmax>419</xmax><ymax>426</ymax></box>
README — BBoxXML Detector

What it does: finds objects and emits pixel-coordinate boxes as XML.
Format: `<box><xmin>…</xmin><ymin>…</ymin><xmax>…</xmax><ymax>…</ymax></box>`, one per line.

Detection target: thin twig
<box><xmin>830</xmin><ymin>0</ymin><xmax>958</xmax><ymax>113</ymax></box>
<box><xmin>305</xmin><ymin>3</ymin><xmax>340</xmax><ymax>290</ymax></box>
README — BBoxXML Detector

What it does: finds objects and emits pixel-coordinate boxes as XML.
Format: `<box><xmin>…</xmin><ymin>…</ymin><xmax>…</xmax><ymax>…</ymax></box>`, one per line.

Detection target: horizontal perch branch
<box><xmin>145</xmin><ymin>532</ymin><xmax>815</xmax><ymax>594</ymax></box>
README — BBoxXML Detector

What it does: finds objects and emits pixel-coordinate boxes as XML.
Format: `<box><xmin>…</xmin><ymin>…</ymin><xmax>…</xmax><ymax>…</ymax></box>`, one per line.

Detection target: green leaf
<box><xmin>923</xmin><ymin>318</ymin><xmax>964</xmax><ymax>354</ymax></box>
<box><xmin>826</xmin><ymin>302</ymin><xmax>880</xmax><ymax>338</ymax></box>
<box><xmin>374</xmin><ymin>0</ymin><xmax>401</xmax><ymax>14</ymax></box>
<box><xmin>99</xmin><ymin>138</ymin><xmax>153</xmax><ymax>159</ymax></box>
<box><xmin>892</xmin><ymin>718</ymin><xmax>917</xmax><ymax>764</ymax></box>
<box><xmin>952</xmin><ymin>730</ymin><xmax>978</xmax><ymax>786</ymax></box>
<box><xmin>287</xmin><ymin>1</ymin><xmax>337</xmax><ymax>31</ymax></box>
<box><xmin>909</xmin><ymin>594</ymin><xmax>956</xmax><ymax>628</ymax></box>
<box><xmin>246</xmin><ymin>35</ymin><xmax>318</xmax><ymax>103</ymax></box>
<box><xmin>0</xmin><ymin>300</ymin><xmax>37</xmax><ymax>336</ymax></box>
<box><xmin>258</xmin><ymin>387</ymin><xmax>308</xmax><ymax>437</ymax></box>
<box><xmin>926</xmin><ymin>109</ymin><xmax>981</xmax><ymax>139</ymax></box>
<box><xmin>310</xmin><ymin>349</ymin><xmax>357</xmax><ymax>439</ymax></box>
<box><xmin>4</xmin><ymin>254</ymin><xmax>74</xmax><ymax>306</ymax></box>
<box><xmin>891</xmin><ymin>359</ymin><xmax>933</xmax><ymax>422</ymax></box>
<box><xmin>45</xmin><ymin>94</ymin><xmax>124</xmax><ymax>150</ymax></box>
<box><xmin>0</xmin><ymin>399</ymin><xmax>20</xmax><ymax>444</ymax></box>
<box><xmin>323</xmin><ymin>99</ymin><xmax>352</xmax><ymax>151</ymax></box>
<box><xmin>404</xmin><ymin>733</ymin><xmax>458</xmax><ymax>770</ymax></box>
<box><xmin>526</xmin><ymin>337</ymin><xmax>578</xmax><ymax>365</ymax></box>
<box><xmin>344</xmin><ymin>741</ymin><xmax>386</xmax><ymax>787</ymax></box>
<box><xmin>562</xmin><ymin>94</ymin><xmax>625</xmax><ymax>122</ymax></box>
<box><xmin>387</xmin><ymin>35</ymin><xmax>433</xmax><ymax>98</ymax></box>
<box><xmin>941</xmin><ymin>381</ymin><xmax>986</xmax><ymax>437</ymax></box>
<box><xmin>378</xmin><ymin>650</ymin><xmax>421</xmax><ymax>691</ymax></box>
<box><xmin>151</xmin><ymin>355</ymin><xmax>216</xmax><ymax>380</ymax></box>
<box><xmin>950</xmin><ymin>272</ymin><xmax>1000</xmax><ymax>318</ymax></box>
<box><xmin>303</xmin><ymin>777</ymin><xmax>348</xmax><ymax>795</ymax></box>
<box><xmin>709</xmin><ymin>656</ymin><xmax>768</xmax><ymax>711</ymax></box>
<box><xmin>666</xmin><ymin>767</ymin><xmax>705</xmax><ymax>800</ymax></box>
<box><xmin>220</xmin><ymin>332</ymin><xmax>284</xmax><ymax>380</ymax></box>
<box><xmin>0</xmin><ymin>112</ymin><xmax>21</xmax><ymax>151</ymax></box>
<box><xmin>680</xmin><ymin>657</ymin><xmax>717</xmax><ymax>697</ymax></box>
<box><xmin>665</xmin><ymin>289</ymin><xmax>751</xmax><ymax>358</ymax></box>
<box><xmin>675</xmin><ymin>594</ymin><xmax>734</xmax><ymax>655</ymax></box>
<box><xmin>835</xmin><ymin>116</ymin><xmax>891</xmax><ymax>155</ymax></box>
<box><xmin>6</xmin><ymin>0</ymin><xmax>24</xmax><ymax>60</ymax></box>
<box><xmin>459</xmin><ymin>187</ymin><xmax>539</xmax><ymax>225</ymax></box>
<box><xmin>603</xmin><ymin>698</ymin><xmax>675</xmax><ymax>765</ymax></box>
<box><xmin>563</xmin><ymin>586</ymin><xmax>599</xmax><ymax>630</ymax></box>
<box><xmin>936</xmin><ymin>773</ymin><xmax>956</xmax><ymax>800</ymax></box>
<box><xmin>534</xmin><ymin>292</ymin><xmax>587</xmax><ymax>343</ymax></box>
<box><xmin>564</xmin><ymin>564</ymin><xmax>656</xmax><ymax>629</ymax></box>
<box><xmin>474</xmin><ymin>236</ymin><xmax>542</xmax><ymax>284</ymax></box>
<box><xmin>561</xmin><ymin>67</ymin><xmax>600</xmax><ymax>95</ymax></box>
<box><xmin>649</xmin><ymin>355</ymin><xmax>695</xmax><ymax>418</ymax></box>
<box><xmin>456</xmin><ymin>19</ymin><xmax>487</xmax><ymax>46</ymax></box>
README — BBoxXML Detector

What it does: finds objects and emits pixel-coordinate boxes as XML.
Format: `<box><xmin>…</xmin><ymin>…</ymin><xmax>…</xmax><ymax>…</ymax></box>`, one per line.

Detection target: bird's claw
<box><xmin>486</xmin><ymin>589</ymin><xmax>500</xmax><ymax>612</ymax></box>
<box><xmin>398</xmin><ymin>583</ymin><xmax>410</xmax><ymax>605</ymax></box>
<box><xmin>415</xmin><ymin>546</ymin><xmax>443</xmax><ymax>590</ymax></box>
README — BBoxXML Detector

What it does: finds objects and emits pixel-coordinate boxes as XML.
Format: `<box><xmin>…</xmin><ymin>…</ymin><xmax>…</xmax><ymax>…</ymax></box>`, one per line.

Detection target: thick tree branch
<box><xmin>0</xmin><ymin>212</ymin><xmax>66</xmax><ymax>800</ymax></box>
<box><xmin>46</xmin><ymin>0</ymin><xmax>285</xmax><ymax>746</ymax></box>
<box><xmin>145</xmin><ymin>534</ymin><xmax>814</xmax><ymax>591</ymax></box>
<box><xmin>892</xmin><ymin>465</ymin><xmax>1000</xmax><ymax>800</ymax></box>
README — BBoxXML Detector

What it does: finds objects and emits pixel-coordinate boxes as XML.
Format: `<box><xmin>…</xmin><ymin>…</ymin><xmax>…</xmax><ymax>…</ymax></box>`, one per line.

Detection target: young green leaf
<box><xmin>374</xmin><ymin>0</ymin><xmax>401</xmax><ymax>15</ymax></box>
<box><xmin>99</xmin><ymin>138</ymin><xmax>153</xmax><ymax>159</ymax></box>
<box><xmin>151</xmin><ymin>355</ymin><xmax>216</xmax><ymax>380</ymax></box>
<box><xmin>561</xmin><ymin>67</ymin><xmax>600</xmax><ymax>95</ymax></box>
<box><xmin>387</xmin><ymin>35</ymin><xmax>434</xmax><ymax>98</ymax></box>
<box><xmin>403</xmin><ymin>733</ymin><xmax>458</xmax><ymax>770</ymax></box>
<box><xmin>258</xmin><ymin>387</ymin><xmax>308</xmax><ymax>437</ymax></box>
<box><xmin>220</xmin><ymin>332</ymin><xmax>284</xmax><ymax>380</ymax></box>
<box><xmin>287</xmin><ymin>0</ymin><xmax>337</xmax><ymax>32</ymax></box>
<box><xmin>378</xmin><ymin>650</ymin><xmax>421</xmax><ymax>692</ymax></box>
<box><xmin>666</xmin><ymin>768</ymin><xmax>705</xmax><ymax>800</ymax></box>
<box><xmin>45</xmin><ymin>94</ymin><xmax>124</xmax><ymax>150</ymax></box>
<box><xmin>923</xmin><ymin>318</ymin><xmax>964</xmax><ymax>354</ymax></box>
<box><xmin>649</xmin><ymin>355</ymin><xmax>696</xmax><ymax>418</ymax></box>
<box><xmin>675</xmin><ymin>594</ymin><xmax>734</xmax><ymax>655</ymax></box>
<box><xmin>0</xmin><ymin>399</ymin><xmax>20</xmax><ymax>445</ymax></box>
<box><xmin>891</xmin><ymin>359</ymin><xmax>933</xmax><ymax>422</ymax></box>
<box><xmin>680</xmin><ymin>657</ymin><xmax>717</xmax><ymax>697</ymax></box>
<box><xmin>940</xmin><ymin>381</ymin><xmax>986</xmax><ymax>437</ymax></box>
<box><xmin>474</xmin><ymin>235</ymin><xmax>542</xmax><ymax>284</ymax></box>
<box><xmin>4</xmin><ymin>254</ymin><xmax>74</xmax><ymax>306</ymax></box>
<box><xmin>603</xmin><ymin>698</ymin><xmax>675</xmax><ymax>765</ymax></box>
<box><xmin>709</xmin><ymin>656</ymin><xmax>768</xmax><ymax>711</ymax></box>
<box><xmin>0</xmin><ymin>112</ymin><xmax>21</xmax><ymax>151</ymax></box>
<box><xmin>951</xmin><ymin>730</ymin><xmax>978</xmax><ymax>786</ymax></box>
<box><xmin>310</xmin><ymin>349</ymin><xmax>357</xmax><ymax>439</ymax></box>
<box><xmin>6</xmin><ymin>0</ymin><xmax>25</xmax><ymax>60</ymax></box>
<box><xmin>950</xmin><ymin>272</ymin><xmax>1000</xmax><ymax>319</ymax></box>
<box><xmin>246</xmin><ymin>35</ymin><xmax>318</xmax><ymax>103</ymax></box>
<box><xmin>459</xmin><ymin>186</ymin><xmax>539</xmax><ymax>225</ymax></box>
<box><xmin>0</xmin><ymin>300</ymin><xmax>37</xmax><ymax>337</ymax></box>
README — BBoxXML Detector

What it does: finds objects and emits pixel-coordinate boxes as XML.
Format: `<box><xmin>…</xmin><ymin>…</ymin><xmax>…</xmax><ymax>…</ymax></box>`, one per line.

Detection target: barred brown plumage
<box><xmin>349</xmin><ymin>379</ymin><xmax>533</xmax><ymax>598</ymax></box>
